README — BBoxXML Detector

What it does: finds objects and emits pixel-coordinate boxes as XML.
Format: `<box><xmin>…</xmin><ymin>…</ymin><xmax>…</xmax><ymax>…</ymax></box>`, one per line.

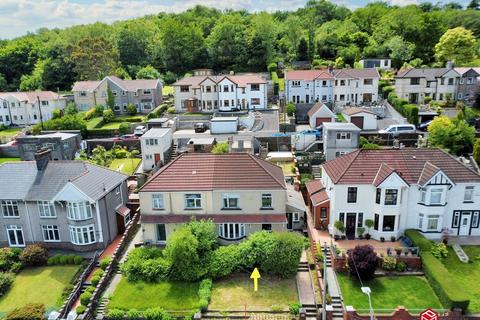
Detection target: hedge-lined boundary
<box><xmin>387</xmin><ymin>92</ymin><xmax>419</xmax><ymax>125</ymax></box>
<box><xmin>405</xmin><ymin>229</ymin><xmax>469</xmax><ymax>310</ymax></box>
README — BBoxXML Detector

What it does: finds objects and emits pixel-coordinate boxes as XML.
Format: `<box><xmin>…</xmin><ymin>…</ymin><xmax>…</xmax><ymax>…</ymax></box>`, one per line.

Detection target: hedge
<box><xmin>198</xmin><ymin>279</ymin><xmax>212</xmax><ymax>312</ymax></box>
<box><xmin>422</xmin><ymin>252</ymin><xmax>469</xmax><ymax>310</ymax></box>
<box><xmin>6</xmin><ymin>303</ymin><xmax>45</xmax><ymax>320</ymax></box>
<box><xmin>387</xmin><ymin>92</ymin><xmax>419</xmax><ymax>125</ymax></box>
<box><xmin>87</xmin><ymin>128</ymin><xmax>118</xmax><ymax>137</ymax></box>
<box><xmin>405</xmin><ymin>229</ymin><xmax>434</xmax><ymax>252</ymax></box>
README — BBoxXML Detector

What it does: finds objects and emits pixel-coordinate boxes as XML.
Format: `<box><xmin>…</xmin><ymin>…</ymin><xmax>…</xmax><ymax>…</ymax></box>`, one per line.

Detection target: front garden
<box><xmin>109</xmin><ymin>158</ymin><xmax>141</xmax><ymax>175</ymax></box>
<box><xmin>105</xmin><ymin>220</ymin><xmax>305</xmax><ymax>318</ymax></box>
<box><xmin>0</xmin><ymin>245</ymin><xmax>84</xmax><ymax>318</ymax></box>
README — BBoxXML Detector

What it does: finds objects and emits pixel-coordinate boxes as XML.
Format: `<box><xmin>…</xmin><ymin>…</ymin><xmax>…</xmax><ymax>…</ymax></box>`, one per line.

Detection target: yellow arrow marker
<box><xmin>250</xmin><ymin>268</ymin><xmax>261</xmax><ymax>292</ymax></box>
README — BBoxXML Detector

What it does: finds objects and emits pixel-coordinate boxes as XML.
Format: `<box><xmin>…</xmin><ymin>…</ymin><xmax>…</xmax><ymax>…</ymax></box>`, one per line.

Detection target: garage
<box><xmin>351</xmin><ymin>116</ymin><xmax>364</xmax><ymax>129</ymax></box>
<box><xmin>315</xmin><ymin>117</ymin><xmax>332</xmax><ymax>126</ymax></box>
<box><xmin>308</xmin><ymin>102</ymin><xmax>336</xmax><ymax>128</ymax></box>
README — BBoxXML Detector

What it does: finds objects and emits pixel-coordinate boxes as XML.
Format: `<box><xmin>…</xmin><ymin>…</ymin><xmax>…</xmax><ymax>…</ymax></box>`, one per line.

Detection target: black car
<box><xmin>194</xmin><ymin>122</ymin><xmax>208</xmax><ymax>133</ymax></box>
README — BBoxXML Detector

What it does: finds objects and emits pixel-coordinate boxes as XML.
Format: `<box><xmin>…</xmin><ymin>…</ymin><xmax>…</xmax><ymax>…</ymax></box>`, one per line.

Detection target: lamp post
<box><xmin>361</xmin><ymin>286</ymin><xmax>374</xmax><ymax>320</ymax></box>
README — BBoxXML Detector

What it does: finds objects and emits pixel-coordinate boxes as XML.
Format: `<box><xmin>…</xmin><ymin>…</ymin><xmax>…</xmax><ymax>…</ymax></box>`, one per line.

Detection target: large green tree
<box><xmin>428</xmin><ymin>116</ymin><xmax>476</xmax><ymax>155</ymax></box>
<box><xmin>435</xmin><ymin>27</ymin><xmax>478</xmax><ymax>65</ymax></box>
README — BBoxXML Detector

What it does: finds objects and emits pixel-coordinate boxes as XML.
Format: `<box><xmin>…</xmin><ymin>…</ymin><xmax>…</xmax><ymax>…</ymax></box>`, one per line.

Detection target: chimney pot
<box><xmin>34</xmin><ymin>147</ymin><xmax>51</xmax><ymax>171</ymax></box>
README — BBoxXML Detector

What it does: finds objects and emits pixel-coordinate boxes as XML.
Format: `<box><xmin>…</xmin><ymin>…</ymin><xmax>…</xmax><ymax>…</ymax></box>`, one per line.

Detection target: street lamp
<box><xmin>361</xmin><ymin>286</ymin><xmax>374</xmax><ymax>320</ymax></box>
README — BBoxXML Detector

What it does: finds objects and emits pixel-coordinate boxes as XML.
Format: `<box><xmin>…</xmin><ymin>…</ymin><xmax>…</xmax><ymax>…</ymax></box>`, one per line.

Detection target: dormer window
<box><xmin>384</xmin><ymin>189</ymin><xmax>398</xmax><ymax>205</ymax></box>
<box><xmin>430</xmin><ymin>188</ymin><xmax>443</xmax><ymax>205</ymax></box>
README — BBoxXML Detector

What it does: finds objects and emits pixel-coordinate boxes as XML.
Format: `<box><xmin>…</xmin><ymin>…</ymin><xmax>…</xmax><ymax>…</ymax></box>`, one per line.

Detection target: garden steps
<box><xmin>203</xmin><ymin>310</ymin><xmax>293</xmax><ymax>319</ymax></box>
<box><xmin>452</xmin><ymin>244</ymin><xmax>469</xmax><ymax>263</ymax></box>
<box><xmin>95</xmin><ymin>297</ymin><xmax>109</xmax><ymax>320</ymax></box>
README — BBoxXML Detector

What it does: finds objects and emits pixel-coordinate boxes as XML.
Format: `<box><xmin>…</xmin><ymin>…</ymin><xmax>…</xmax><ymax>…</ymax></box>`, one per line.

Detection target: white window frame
<box><xmin>218</xmin><ymin>223</ymin><xmax>245</xmax><ymax>240</ymax></box>
<box><xmin>69</xmin><ymin>225</ymin><xmax>96</xmax><ymax>245</ymax></box>
<box><xmin>384</xmin><ymin>189</ymin><xmax>399</xmax><ymax>206</ymax></box>
<box><xmin>261</xmin><ymin>193</ymin><xmax>272</xmax><ymax>208</ymax></box>
<box><xmin>418</xmin><ymin>213</ymin><xmax>424</xmax><ymax>229</ymax></box>
<box><xmin>42</xmin><ymin>225</ymin><xmax>60</xmax><ymax>242</ymax></box>
<box><xmin>464</xmin><ymin>186</ymin><xmax>474</xmax><ymax>202</ymax></box>
<box><xmin>223</xmin><ymin>194</ymin><xmax>240</xmax><ymax>209</ymax></box>
<box><xmin>429</xmin><ymin>188</ymin><xmax>444</xmax><ymax>205</ymax></box>
<box><xmin>115</xmin><ymin>186</ymin><xmax>120</xmax><ymax>195</ymax></box>
<box><xmin>143</xmin><ymin>89</ymin><xmax>152</xmax><ymax>95</ymax></box>
<box><xmin>185</xmin><ymin>194</ymin><xmax>202</xmax><ymax>209</ymax></box>
<box><xmin>152</xmin><ymin>194</ymin><xmax>165</xmax><ymax>210</ymax></box>
<box><xmin>2</xmin><ymin>200</ymin><xmax>19</xmax><ymax>218</ymax></box>
<box><xmin>6</xmin><ymin>225</ymin><xmax>25</xmax><ymax>247</ymax></box>
<box><xmin>67</xmin><ymin>202</ymin><xmax>93</xmax><ymax>221</ymax></box>
<box><xmin>420</xmin><ymin>188</ymin><xmax>427</xmax><ymax>203</ymax></box>
<box><xmin>426</xmin><ymin>215</ymin><xmax>440</xmax><ymax>231</ymax></box>
<box><xmin>336</xmin><ymin>132</ymin><xmax>351</xmax><ymax>140</ymax></box>
<box><xmin>293</xmin><ymin>212</ymin><xmax>300</xmax><ymax>222</ymax></box>
<box><xmin>38</xmin><ymin>201</ymin><xmax>56</xmax><ymax>218</ymax></box>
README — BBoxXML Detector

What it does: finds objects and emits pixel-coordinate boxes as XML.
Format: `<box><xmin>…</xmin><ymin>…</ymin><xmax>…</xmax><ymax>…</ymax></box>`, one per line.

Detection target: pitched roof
<box><xmin>322</xmin><ymin>148</ymin><xmax>480</xmax><ymax>185</ymax></box>
<box><xmin>0</xmin><ymin>161</ymin><xmax>128</xmax><ymax>201</ymax></box>
<box><xmin>333</xmin><ymin>68</ymin><xmax>380</xmax><ymax>79</ymax></box>
<box><xmin>454</xmin><ymin>67</ymin><xmax>480</xmax><ymax>77</ymax></box>
<box><xmin>395</xmin><ymin>68</ymin><xmax>460</xmax><ymax>81</ymax></box>
<box><xmin>140</xmin><ymin>153</ymin><xmax>286</xmax><ymax>192</ymax></box>
<box><xmin>172</xmin><ymin>74</ymin><xmax>266</xmax><ymax>88</ymax></box>
<box><xmin>307</xmin><ymin>102</ymin><xmax>335</xmax><ymax>118</ymax></box>
<box><xmin>305</xmin><ymin>179</ymin><xmax>324</xmax><ymax>195</ymax></box>
<box><xmin>417</xmin><ymin>161</ymin><xmax>441</xmax><ymax>186</ymax></box>
<box><xmin>343</xmin><ymin>107</ymin><xmax>376</xmax><ymax>116</ymax></box>
<box><xmin>0</xmin><ymin>91</ymin><xmax>64</xmax><ymax>104</ymax></box>
<box><xmin>311</xmin><ymin>190</ymin><xmax>330</xmax><ymax>205</ymax></box>
<box><xmin>285</xmin><ymin>70</ymin><xmax>333</xmax><ymax>81</ymax></box>
<box><xmin>373</xmin><ymin>163</ymin><xmax>397</xmax><ymax>187</ymax></box>
<box><xmin>322</xmin><ymin>122</ymin><xmax>361</xmax><ymax>131</ymax></box>
<box><xmin>72</xmin><ymin>76</ymin><xmax>160</xmax><ymax>92</ymax></box>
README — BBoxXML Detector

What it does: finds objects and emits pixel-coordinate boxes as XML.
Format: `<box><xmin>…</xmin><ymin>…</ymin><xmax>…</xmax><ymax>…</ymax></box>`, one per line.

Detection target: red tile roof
<box><xmin>0</xmin><ymin>91</ymin><xmax>64</xmax><ymax>104</ymax></box>
<box><xmin>311</xmin><ymin>190</ymin><xmax>329</xmax><ymax>205</ymax></box>
<box><xmin>141</xmin><ymin>213</ymin><xmax>286</xmax><ymax>224</ymax></box>
<box><xmin>322</xmin><ymin>148</ymin><xmax>480</xmax><ymax>185</ymax></box>
<box><xmin>305</xmin><ymin>179</ymin><xmax>329</xmax><ymax>205</ymax></box>
<box><xmin>343</xmin><ymin>107</ymin><xmax>376</xmax><ymax>116</ymax></box>
<box><xmin>285</xmin><ymin>70</ymin><xmax>333</xmax><ymax>81</ymax></box>
<box><xmin>305</xmin><ymin>179</ymin><xmax>324</xmax><ymax>195</ymax></box>
<box><xmin>307</xmin><ymin>102</ymin><xmax>335</xmax><ymax>118</ymax></box>
<box><xmin>172</xmin><ymin>74</ymin><xmax>266</xmax><ymax>88</ymax></box>
<box><xmin>140</xmin><ymin>153</ymin><xmax>286</xmax><ymax>192</ymax></box>
<box><xmin>373</xmin><ymin>163</ymin><xmax>397</xmax><ymax>187</ymax></box>
<box><xmin>417</xmin><ymin>161</ymin><xmax>440</xmax><ymax>186</ymax></box>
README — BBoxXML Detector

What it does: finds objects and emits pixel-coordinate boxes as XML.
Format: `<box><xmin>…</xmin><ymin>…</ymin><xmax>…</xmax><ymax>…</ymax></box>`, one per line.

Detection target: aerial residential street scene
<box><xmin>0</xmin><ymin>0</ymin><xmax>480</xmax><ymax>319</ymax></box>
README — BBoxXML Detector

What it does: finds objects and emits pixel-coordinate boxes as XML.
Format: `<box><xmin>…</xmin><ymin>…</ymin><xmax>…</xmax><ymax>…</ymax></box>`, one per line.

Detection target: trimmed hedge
<box><xmin>6</xmin><ymin>303</ymin><xmax>45</xmax><ymax>320</ymax></box>
<box><xmin>198</xmin><ymin>278</ymin><xmax>212</xmax><ymax>312</ymax></box>
<box><xmin>387</xmin><ymin>92</ymin><xmax>419</xmax><ymax>125</ymax></box>
<box><xmin>405</xmin><ymin>229</ymin><xmax>433</xmax><ymax>252</ymax></box>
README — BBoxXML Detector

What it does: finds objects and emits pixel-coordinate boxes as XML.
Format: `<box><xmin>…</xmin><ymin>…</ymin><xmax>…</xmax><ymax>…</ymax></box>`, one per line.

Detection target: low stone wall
<box><xmin>0</xmin><ymin>144</ymin><xmax>19</xmax><ymax>157</ymax></box>
<box><xmin>345</xmin><ymin>307</ymin><xmax>466</xmax><ymax>320</ymax></box>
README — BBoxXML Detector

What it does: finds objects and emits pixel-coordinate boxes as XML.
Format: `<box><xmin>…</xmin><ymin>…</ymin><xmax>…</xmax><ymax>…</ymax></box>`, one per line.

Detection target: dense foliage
<box><xmin>347</xmin><ymin>245</ymin><xmax>379</xmax><ymax>281</ymax></box>
<box><xmin>427</xmin><ymin>115</ymin><xmax>476</xmax><ymax>155</ymax></box>
<box><xmin>5</xmin><ymin>303</ymin><xmax>45</xmax><ymax>320</ymax></box>
<box><xmin>0</xmin><ymin>1</ymin><xmax>479</xmax><ymax>92</ymax></box>
<box><xmin>19</xmin><ymin>244</ymin><xmax>49</xmax><ymax>266</ymax></box>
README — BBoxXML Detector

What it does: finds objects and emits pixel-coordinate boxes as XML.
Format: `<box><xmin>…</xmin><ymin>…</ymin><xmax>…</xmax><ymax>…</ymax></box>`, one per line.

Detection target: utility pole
<box><xmin>37</xmin><ymin>95</ymin><xmax>44</xmax><ymax>131</ymax></box>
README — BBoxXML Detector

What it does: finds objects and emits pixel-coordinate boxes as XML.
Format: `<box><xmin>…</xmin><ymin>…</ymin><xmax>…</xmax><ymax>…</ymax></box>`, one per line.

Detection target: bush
<box><xmin>286</xmin><ymin>103</ymin><xmax>296</xmax><ymax>116</ymax></box>
<box><xmin>119</xmin><ymin>122</ymin><xmax>131</xmax><ymax>135</ymax></box>
<box><xmin>91</xmin><ymin>275</ymin><xmax>101</xmax><ymax>286</ymax></box>
<box><xmin>52</xmin><ymin>109</ymin><xmax>62</xmax><ymax>119</ymax></box>
<box><xmin>121</xmin><ymin>247</ymin><xmax>168</xmax><ymax>282</ymax></box>
<box><xmin>396</xmin><ymin>261</ymin><xmax>407</xmax><ymax>272</ymax></box>
<box><xmin>93</xmin><ymin>104</ymin><xmax>105</xmax><ymax>117</ymax></box>
<box><xmin>6</xmin><ymin>303</ymin><xmax>45</xmax><ymax>320</ymax></box>
<box><xmin>143</xmin><ymin>307</ymin><xmax>171</xmax><ymax>320</ymax></box>
<box><xmin>431</xmin><ymin>243</ymin><xmax>448</xmax><ymax>259</ymax></box>
<box><xmin>127</xmin><ymin>104</ymin><xmax>137</xmax><ymax>116</ymax></box>
<box><xmin>140</xmin><ymin>258</ymin><xmax>170</xmax><ymax>282</ymax></box>
<box><xmin>0</xmin><ymin>248</ymin><xmax>21</xmax><ymax>272</ymax></box>
<box><xmin>347</xmin><ymin>245</ymin><xmax>379</xmax><ymax>281</ymax></box>
<box><xmin>100</xmin><ymin>257</ymin><xmax>112</xmax><ymax>270</ymax></box>
<box><xmin>289</xmin><ymin>302</ymin><xmax>301</xmax><ymax>315</ymax></box>
<box><xmin>74</xmin><ymin>255</ymin><xmax>84</xmax><ymax>265</ymax></box>
<box><xmin>268</xmin><ymin>62</ymin><xmax>277</xmax><ymax>73</ymax></box>
<box><xmin>167</xmin><ymin>106</ymin><xmax>175</xmax><ymax>114</ymax></box>
<box><xmin>107</xmin><ymin>308</ymin><xmax>125</xmax><ymax>320</ymax></box>
<box><xmin>103</xmin><ymin>109</ymin><xmax>114</xmax><ymax>123</ymax></box>
<box><xmin>198</xmin><ymin>279</ymin><xmax>212</xmax><ymax>312</ymax></box>
<box><xmin>126</xmin><ymin>309</ymin><xmax>142</xmax><ymax>319</ymax></box>
<box><xmin>382</xmin><ymin>256</ymin><xmax>396</xmax><ymax>271</ymax></box>
<box><xmin>208</xmin><ymin>245</ymin><xmax>240</xmax><ymax>279</ymax></box>
<box><xmin>405</xmin><ymin>229</ymin><xmax>433</xmax><ymax>252</ymax></box>
<box><xmin>85</xmin><ymin>285</ymin><xmax>96</xmax><ymax>294</ymax></box>
<box><xmin>76</xmin><ymin>305</ymin><xmax>86</xmax><ymax>314</ymax></box>
<box><xmin>84</xmin><ymin>108</ymin><xmax>96</xmax><ymax>120</ymax></box>
<box><xmin>93</xmin><ymin>269</ymin><xmax>105</xmax><ymax>278</ymax></box>
<box><xmin>80</xmin><ymin>291</ymin><xmax>92</xmax><ymax>306</ymax></box>
<box><xmin>0</xmin><ymin>272</ymin><xmax>13</xmax><ymax>296</ymax></box>
<box><xmin>10</xmin><ymin>262</ymin><xmax>22</xmax><ymax>274</ymax></box>
<box><xmin>19</xmin><ymin>244</ymin><xmax>48</xmax><ymax>266</ymax></box>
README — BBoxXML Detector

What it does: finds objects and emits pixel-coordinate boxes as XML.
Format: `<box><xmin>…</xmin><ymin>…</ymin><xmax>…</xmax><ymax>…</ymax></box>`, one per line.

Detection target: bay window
<box><xmin>223</xmin><ymin>194</ymin><xmax>240</xmax><ymax>209</ymax></box>
<box><xmin>430</xmin><ymin>188</ymin><xmax>444</xmax><ymax>205</ymax></box>
<box><xmin>69</xmin><ymin>225</ymin><xmax>96</xmax><ymax>245</ymax></box>
<box><xmin>218</xmin><ymin>223</ymin><xmax>245</xmax><ymax>240</ymax></box>
<box><xmin>384</xmin><ymin>189</ymin><xmax>398</xmax><ymax>205</ymax></box>
<box><xmin>418</xmin><ymin>214</ymin><xmax>424</xmax><ymax>229</ymax></box>
<box><xmin>420</xmin><ymin>188</ymin><xmax>427</xmax><ymax>203</ymax></box>
<box><xmin>382</xmin><ymin>215</ymin><xmax>396</xmax><ymax>232</ymax></box>
<box><xmin>1</xmin><ymin>200</ymin><xmax>19</xmax><ymax>217</ymax></box>
<box><xmin>375</xmin><ymin>188</ymin><xmax>381</xmax><ymax>204</ymax></box>
<box><xmin>67</xmin><ymin>202</ymin><xmax>92</xmax><ymax>220</ymax></box>
<box><xmin>427</xmin><ymin>215</ymin><xmax>440</xmax><ymax>231</ymax></box>
<box><xmin>185</xmin><ymin>194</ymin><xmax>202</xmax><ymax>209</ymax></box>
<box><xmin>38</xmin><ymin>201</ymin><xmax>56</xmax><ymax>218</ymax></box>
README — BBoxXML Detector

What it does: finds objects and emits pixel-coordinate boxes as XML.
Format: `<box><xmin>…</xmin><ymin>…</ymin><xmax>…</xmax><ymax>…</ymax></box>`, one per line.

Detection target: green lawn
<box><xmin>0</xmin><ymin>128</ymin><xmax>22</xmax><ymax>142</ymax></box>
<box><xmin>108</xmin><ymin>278</ymin><xmax>200</xmax><ymax>312</ymax></box>
<box><xmin>0</xmin><ymin>158</ymin><xmax>20</xmax><ymax>164</ymax></box>
<box><xmin>337</xmin><ymin>273</ymin><xmax>443</xmax><ymax>314</ymax></box>
<box><xmin>441</xmin><ymin>246</ymin><xmax>480</xmax><ymax>313</ymax></box>
<box><xmin>163</xmin><ymin>86</ymin><xmax>174</xmax><ymax>95</ymax></box>
<box><xmin>100</xmin><ymin>122</ymin><xmax>121</xmax><ymax>129</ymax></box>
<box><xmin>0</xmin><ymin>265</ymin><xmax>79</xmax><ymax>314</ymax></box>
<box><xmin>109</xmin><ymin>158</ymin><xmax>141</xmax><ymax>175</ymax></box>
<box><xmin>86</xmin><ymin>117</ymin><xmax>103</xmax><ymax>129</ymax></box>
<box><xmin>274</xmin><ymin>161</ymin><xmax>296</xmax><ymax>176</ymax></box>
<box><xmin>209</xmin><ymin>274</ymin><xmax>298</xmax><ymax>311</ymax></box>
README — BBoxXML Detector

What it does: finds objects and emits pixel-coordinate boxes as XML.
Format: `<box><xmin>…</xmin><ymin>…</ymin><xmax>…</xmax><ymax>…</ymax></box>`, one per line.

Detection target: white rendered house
<box><xmin>320</xmin><ymin>148</ymin><xmax>480</xmax><ymax>240</ymax></box>
<box><xmin>285</xmin><ymin>70</ymin><xmax>334</xmax><ymax>104</ymax></box>
<box><xmin>140</xmin><ymin>128</ymin><xmax>173</xmax><ymax>171</ymax></box>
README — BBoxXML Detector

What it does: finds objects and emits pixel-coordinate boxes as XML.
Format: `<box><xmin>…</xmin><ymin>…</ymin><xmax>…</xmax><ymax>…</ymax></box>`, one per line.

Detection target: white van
<box><xmin>378</xmin><ymin>124</ymin><xmax>416</xmax><ymax>135</ymax></box>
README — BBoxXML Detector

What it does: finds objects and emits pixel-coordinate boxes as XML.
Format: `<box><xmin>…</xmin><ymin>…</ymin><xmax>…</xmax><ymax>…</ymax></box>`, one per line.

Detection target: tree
<box><xmin>91</xmin><ymin>146</ymin><xmax>114</xmax><ymax>167</ymax></box>
<box><xmin>136</xmin><ymin>65</ymin><xmax>160</xmax><ymax>79</ymax></box>
<box><xmin>0</xmin><ymin>74</ymin><xmax>7</xmax><ymax>91</ymax></box>
<box><xmin>103</xmin><ymin>109</ymin><xmax>114</xmax><ymax>123</ymax></box>
<box><xmin>386</xmin><ymin>36</ymin><xmax>415</xmax><ymax>68</ymax></box>
<box><xmin>286</xmin><ymin>103</ymin><xmax>296</xmax><ymax>116</ymax></box>
<box><xmin>297</xmin><ymin>38</ymin><xmax>309</xmax><ymax>61</ymax></box>
<box><xmin>116</xmin><ymin>23</ymin><xmax>152</xmax><ymax>69</ymax></box>
<box><xmin>64</xmin><ymin>102</ymin><xmax>78</xmax><ymax>115</ymax></box>
<box><xmin>69</xmin><ymin>37</ymin><xmax>120</xmax><ymax>80</ymax></box>
<box><xmin>428</xmin><ymin>116</ymin><xmax>476</xmax><ymax>155</ymax></box>
<box><xmin>212</xmin><ymin>142</ymin><xmax>229</xmax><ymax>154</ymax></box>
<box><xmin>19</xmin><ymin>59</ymin><xmax>46</xmax><ymax>91</ymax></box>
<box><xmin>247</xmin><ymin>13</ymin><xmax>278</xmax><ymax>71</ymax></box>
<box><xmin>106</xmin><ymin>85</ymin><xmax>115</xmax><ymax>110</ymax></box>
<box><xmin>473</xmin><ymin>139</ymin><xmax>480</xmax><ymax>165</ymax></box>
<box><xmin>165</xmin><ymin>227</ymin><xmax>204</xmax><ymax>281</ymax></box>
<box><xmin>435</xmin><ymin>27</ymin><xmax>478</xmax><ymax>66</ymax></box>
<box><xmin>347</xmin><ymin>245</ymin><xmax>379</xmax><ymax>281</ymax></box>
<box><xmin>119</xmin><ymin>122</ymin><xmax>131</xmax><ymax>135</ymax></box>
<box><xmin>126</xmin><ymin>104</ymin><xmax>137</xmax><ymax>116</ymax></box>
<box><xmin>467</xmin><ymin>0</ymin><xmax>480</xmax><ymax>10</ymax></box>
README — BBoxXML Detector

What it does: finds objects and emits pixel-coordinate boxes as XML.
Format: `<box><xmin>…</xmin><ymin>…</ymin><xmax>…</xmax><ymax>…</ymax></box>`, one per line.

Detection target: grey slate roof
<box><xmin>395</xmin><ymin>68</ymin><xmax>460</xmax><ymax>81</ymax></box>
<box><xmin>0</xmin><ymin>161</ymin><xmax>127</xmax><ymax>201</ymax></box>
<box><xmin>333</xmin><ymin>68</ymin><xmax>380</xmax><ymax>79</ymax></box>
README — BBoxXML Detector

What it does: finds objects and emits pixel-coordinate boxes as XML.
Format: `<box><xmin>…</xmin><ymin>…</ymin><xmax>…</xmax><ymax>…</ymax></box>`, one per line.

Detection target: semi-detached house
<box><xmin>0</xmin><ymin>149</ymin><xmax>129</xmax><ymax>251</ymax></box>
<box><xmin>173</xmin><ymin>74</ymin><xmax>267</xmax><ymax>112</ymax></box>
<box><xmin>139</xmin><ymin>153</ymin><xmax>305</xmax><ymax>244</ymax></box>
<box><xmin>310</xmin><ymin>148</ymin><xmax>480</xmax><ymax>241</ymax></box>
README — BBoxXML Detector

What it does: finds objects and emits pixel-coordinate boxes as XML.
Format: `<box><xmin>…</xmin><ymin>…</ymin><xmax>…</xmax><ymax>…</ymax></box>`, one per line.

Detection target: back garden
<box><xmin>103</xmin><ymin>220</ymin><xmax>304</xmax><ymax>319</ymax></box>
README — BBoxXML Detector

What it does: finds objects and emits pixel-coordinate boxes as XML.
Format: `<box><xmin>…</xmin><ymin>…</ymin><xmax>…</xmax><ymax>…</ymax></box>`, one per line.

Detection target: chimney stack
<box><xmin>328</xmin><ymin>64</ymin><xmax>334</xmax><ymax>74</ymax></box>
<box><xmin>34</xmin><ymin>147</ymin><xmax>51</xmax><ymax>171</ymax></box>
<box><xmin>446</xmin><ymin>61</ymin><xmax>454</xmax><ymax>69</ymax></box>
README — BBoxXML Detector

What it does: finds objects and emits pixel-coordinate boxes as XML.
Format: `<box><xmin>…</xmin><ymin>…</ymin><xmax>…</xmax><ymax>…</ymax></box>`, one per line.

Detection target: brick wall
<box><xmin>346</xmin><ymin>307</ymin><xmax>466</xmax><ymax>320</ymax></box>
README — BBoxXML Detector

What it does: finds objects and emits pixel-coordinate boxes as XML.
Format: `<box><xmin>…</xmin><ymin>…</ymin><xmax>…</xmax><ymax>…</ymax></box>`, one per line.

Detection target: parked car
<box><xmin>378</xmin><ymin>124</ymin><xmax>416</xmax><ymax>136</ymax></box>
<box><xmin>417</xmin><ymin>120</ymin><xmax>433</xmax><ymax>131</ymax></box>
<box><xmin>134</xmin><ymin>125</ymin><xmax>147</xmax><ymax>136</ymax></box>
<box><xmin>120</xmin><ymin>134</ymin><xmax>138</xmax><ymax>141</ymax></box>
<box><xmin>194</xmin><ymin>122</ymin><xmax>208</xmax><ymax>133</ymax></box>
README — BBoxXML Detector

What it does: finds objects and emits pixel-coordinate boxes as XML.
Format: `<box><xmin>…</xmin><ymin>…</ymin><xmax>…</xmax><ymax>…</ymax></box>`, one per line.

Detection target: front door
<box><xmin>286</xmin><ymin>213</ymin><xmax>293</xmax><ymax>230</ymax></box>
<box><xmin>346</xmin><ymin>213</ymin><xmax>356</xmax><ymax>239</ymax></box>
<box><xmin>6</xmin><ymin>225</ymin><xmax>25</xmax><ymax>247</ymax></box>
<box><xmin>459</xmin><ymin>212</ymin><xmax>471</xmax><ymax>236</ymax></box>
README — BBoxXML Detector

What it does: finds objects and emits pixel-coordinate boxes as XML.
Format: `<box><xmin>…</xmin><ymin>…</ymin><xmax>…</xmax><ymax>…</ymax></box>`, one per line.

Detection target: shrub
<box><xmin>93</xmin><ymin>105</ymin><xmax>105</xmax><ymax>117</ymax></box>
<box><xmin>52</xmin><ymin>109</ymin><xmax>62</xmax><ymax>119</ymax></box>
<box><xmin>6</xmin><ymin>303</ymin><xmax>45</xmax><ymax>320</ymax></box>
<box><xmin>107</xmin><ymin>308</ymin><xmax>125</xmax><ymax>320</ymax></box>
<box><xmin>80</xmin><ymin>291</ymin><xmax>92</xmax><ymax>306</ymax></box>
<box><xmin>0</xmin><ymin>248</ymin><xmax>21</xmax><ymax>272</ymax></box>
<box><xmin>347</xmin><ymin>245</ymin><xmax>379</xmax><ymax>281</ymax></box>
<box><xmin>140</xmin><ymin>258</ymin><xmax>170</xmax><ymax>282</ymax></box>
<box><xmin>286</xmin><ymin>103</ymin><xmax>296</xmax><ymax>116</ymax></box>
<box><xmin>126</xmin><ymin>309</ymin><xmax>142</xmax><ymax>319</ymax></box>
<box><xmin>127</xmin><ymin>104</ymin><xmax>137</xmax><ymax>116</ymax></box>
<box><xmin>396</xmin><ymin>261</ymin><xmax>407</xmax><ymax>272</ymax></box>
<box><xmin>76</xmin><ymin>305</ymin><xmax>86</xmax><ymax>314</ymax></box>
<box><xmin>84</xmin><ymin>108</ymin><xmax>96</xmax><ymax>120</ymax></box>
<box><xmin>103</xmin><ymin>109</ymin><xmax>114</xmax><ymax>123</ymax></box>
<box><xmin>431</xmin><ymin>243</ymin><xmax>448</xmax><ymax>259</ymax></box>
<box><xmin>91</xmin><ymin>275</ymin><xmax>101</xmax><ymax>286</ymax></box>
<box><xmin>0</xmin><ymin>272</ymin><xmax>13</xmax><ymax>296</ymax></box>
<box><xmin>208</xmin><ymin>246</ymin><xmax>240</xmax><ymax>279</ymax></box>
<box><xmin>85</xmin><ymin>285</ymin><xmax>96</xmax><ymax>294</ymax></box>
<box><xmin>268</xmin><ymin>62</ymin><xmax>277</xmax><ymax>73</ymax></box>
<box><xmin>47</xmin><ymin>254</ymin><xmax>60</xmax><ymax>266</ymax></box>
<box><xmin>74</xmin><ymin>255</ymin><xmax>84</xmax><ymax>265</ymax></box>
<box><xmin>119</xmin><ymin>122</ymin><xmax>131</xmax><ymax>134</ymax></box>
<box><xmin>198</xmin><ymin>279</ymin><xmax>212</xmax><ymax>312</ymax></box>
<box><xmin>100</xmin><ymin>257</ymin><xmax>112</xmax><ymax>270</ymax></box>
<box><xmin>289</xmin><ymin>302</ymin><xmax>301</xmax><ymax>315</ymax></box>
<box><xmin>121</xmin><ymin>247</ymin><xmax>167</xmax><ymax>282</ymax></box>
<box><xmin>405</xmin><ymin>229</ymin><xmax>433</xmax><ymax>252</ymax></box>
<box><xmin>10</xmin><ymin>262</ymin><xmax>22</xmax><ymax>274</ymax></box>
<box><xmin>167</xmin><ymin>106</ymin><xmax>175</xmax><ymax>114</ymax></box>
<box><xmin>382</xmin><ymin>256</ymin><xmax>397</xmax><ymax>271</ymax></box>
<box><xmin>143</xmin><ymin>307</ymin><xmax>171</xmax><ymax>320</ymax></box>
<box><xmin>19</xmin><ymin>244</ymin><xmax>49</xmax><ymax>266</ymax></box>
<box><xmin>61</xmin><ymin>284</ymin><xmax>74</xmax><ymax>301</ymax></box>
